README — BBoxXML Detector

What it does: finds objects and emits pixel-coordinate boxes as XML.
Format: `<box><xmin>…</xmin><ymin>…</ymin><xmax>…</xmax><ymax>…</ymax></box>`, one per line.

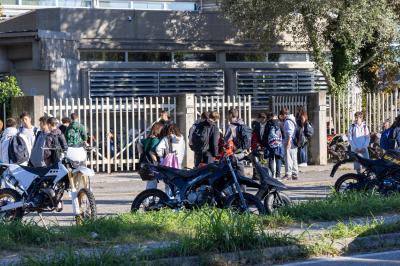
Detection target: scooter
<box><xmin>0</xmin><ymin>146</ymin><xmax>96</xmax><ymax>224</ymax></box>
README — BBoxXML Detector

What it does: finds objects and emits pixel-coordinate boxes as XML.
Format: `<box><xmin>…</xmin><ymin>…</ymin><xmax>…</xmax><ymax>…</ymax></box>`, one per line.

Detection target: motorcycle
<box><xmin>131</xmin><ymin>154</ymin><xmax>266</xmax><ymax>214</ymax></box>
<box><xmin>328</xmin><ymin>134</ymin><xmax>349</xmax><ymax>162</ymax></box>
<box><xmin>0</xmin><ymin>146</ymin><xmax>97</xmax><ymax>224</ymax></box>
<box><xmin>330</xmin><ymin>149</ymin><xmax>400</xmax><ymax>195</ymax></box>
<box><xmin>368</xmin><ymin>132</ymin><xmax>383</xmax><ymax>159</ymax></box>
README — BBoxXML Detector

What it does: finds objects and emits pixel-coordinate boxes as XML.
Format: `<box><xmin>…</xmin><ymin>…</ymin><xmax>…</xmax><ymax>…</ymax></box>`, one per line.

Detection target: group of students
<box><xmin>0</xmin><ymin>112</ymin><xmax>87</xmax><ymax>167</ymax></box>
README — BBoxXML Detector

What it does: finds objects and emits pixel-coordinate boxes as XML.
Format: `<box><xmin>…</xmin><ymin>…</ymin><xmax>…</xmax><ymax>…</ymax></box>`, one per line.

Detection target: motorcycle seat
<box><xmin>156</xmin><ymin>164</ymin><xmax>216</xmax><ymax>179</ymax></box>
<box><xmin>19</xmin><ymin>163</ymin><xmax>59</xmax><ymax>177</ymax></box>
<box><xmin>356</xmin><ymin>156</ymin><xmax>390</xmax><ymax>168</ymax></box>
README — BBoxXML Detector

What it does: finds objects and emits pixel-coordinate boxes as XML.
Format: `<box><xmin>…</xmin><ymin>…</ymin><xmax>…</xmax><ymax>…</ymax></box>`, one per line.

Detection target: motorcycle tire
<box><xmin>334</xmin><ymin>173</ymin><xmax>370</xmax><ymax>193</ymax></box>
<box><xmin>224</xmin><ymin>192</ymin><xmax>266</xmax><ymax>215</ymax></box>
<box><xmin>0</xmin><ymin>188</ymin><xmax>24</xmax><ymax>221</ymax></box>
<box><xmin>76</xmin><ymin>188</ymin><xmax>97</xmax><ymax>224</ymax></box>
<box><xmin>265</xmin><ymin>192</ymin><xmax>291</xmax><ymax>214</ymax></box>
<box><xmin>131</xmin><ymin>189</ymin><xmax>169</xmax><ymax>213</ymax></box>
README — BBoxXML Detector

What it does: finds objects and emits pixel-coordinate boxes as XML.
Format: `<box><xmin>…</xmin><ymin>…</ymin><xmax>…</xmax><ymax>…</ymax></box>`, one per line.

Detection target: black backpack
<box><xmin>233</xmin><ymin>123</ymin><xmax>252</xmax><ymax>150</ymax></box>
<box><xmin>286</xmin><ymin>119</ymin><xmax>306</xmax><ymax>148</ymax></box>
<box><xmin>304</xmin><ymin>122</ymin><xmax>314</xmax><ymax>138</ymax></box>
<box><xmin>8</xmin><ymin>133</ymin><xmax>29</xmax><ymax>164</ymax></box>
<box><xmin>190</xmin><ymin>123</ymin><xmax>211</xmax><ymax>153</ymax></box>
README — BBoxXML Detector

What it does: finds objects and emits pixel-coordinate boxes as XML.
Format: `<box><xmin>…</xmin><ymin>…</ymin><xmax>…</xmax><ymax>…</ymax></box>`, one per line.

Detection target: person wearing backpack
<box><xmin>158</xmin><ymin>110</ymin><xmax>174</xmax><ymax>140</ymax></box>
<box><xmin>138</xmin><ymin>122</ymin><xmax>163</xmax><ymax>189</ymax></box>
<box><xmin>44</xmin><ymin>117</ymin><xmax>68</xmax><ymax>166</ymax></box>
<box><xmin>66</xmin><ymin>113</ymin><xmax>87</xmax><ymax>147</ymax></box>
<box><xmin>224</xmin><ymin>108</ymin><xmax>252</xmax><ymax>176</ymax></box>
<box><xmin>348</xmin><ymin>112</ymin><xmax>370</xmax><ymax>173</ymax></box>
<box><xmin>281</xmin><ymin>108</ymin><xmax>299</xmax><ymax>180</ymax></box>
<box><xmin>0</xmin><ymin>118</ymin><xmax>18</xmax><ymax>163</ymax></box>
<box><xmin>265</xmin><ymin>113</ymin><xmax>284</xmax><ymax>179</ymax></box>
<box><xmin>296</xmin><ymin>108</ymin><xmax>313</xmax><ymax>167</ymax></box>
<box><xmin>156</xmin><ymin>124</ymin><xmax>185</xmax><ymax>169</ymax></box>
<box><xmin>30</xmin><ymin>116</ymin><xmax>50</xmax><ymax>167</ymax></box>
<box><xmin>191</xmin><ymin>111</ymin><xmax>220</xmax><ymax>167</ymax></box>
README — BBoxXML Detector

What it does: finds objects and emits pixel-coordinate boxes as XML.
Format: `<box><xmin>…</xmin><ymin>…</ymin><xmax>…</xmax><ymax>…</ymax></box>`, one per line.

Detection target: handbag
<box><xmin>160</xmin><ymin>137</ymin><xmax>179</xmax><ymax>168</ymax></box>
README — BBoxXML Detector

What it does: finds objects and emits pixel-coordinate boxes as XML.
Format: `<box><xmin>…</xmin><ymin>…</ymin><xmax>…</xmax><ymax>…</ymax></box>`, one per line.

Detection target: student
<box><xmin>281</xmin><ymin>108</ymin><xmax>299</xmax><ymax>180</ymax></box>
<box><xmin>251</xmin><ymin>113</ymin><xmax>268</xmax><ymax>151</ymax></box>
<box><xmin>66</xmin><ymin>113</ymin><xmax>87</xmax><ymax>147</ymax></box>
<box><xmin>19</xmin><ymin>111</ymin><xmax>38</xmax><ymax>151</ymax></box>
<box><xmin>0</xmin><ymin>118</ymin><xmax>18</xmax><ymax>163</ymax></box>
<box><xmin>296</xmin><ymin>108</ymin><xmax>310</xmax><ymax>167</ymax></box>
<box><xmin>156</xmin><ymin>124</ymin><xmax>185</xmax><ymax>169</ymax></box>
<box><xmin>30</xmin><ymin>116</ymin><xmax>50</xmax><ymax>167</ymax></box>
<box><xmin>138</xmin><ymin>122</ymin><xmax>163</xmax><ymax>189</ymax></box>
<box><xmin>348</xmin><ymin>112</ymin><xmax>370</xmax><ymax>173</ymax></box>
<box><xmin>59</xmin><ymin>117</ymin><xmax>71</xmax><ymax>136</ymax></box>
<box><xmin>158</xmin><ymin>110</ymin><xmax>173</xmax><ymax>139</ymax></box>
<box><xmin>44</xmin><ymin>117</ymin><xmax>68</xmax><ymax>166</ymax></box>
<box><xmin>265</xmin><ymin>113</ymin><xmax>284</xmax><ymax>179</ymax></box>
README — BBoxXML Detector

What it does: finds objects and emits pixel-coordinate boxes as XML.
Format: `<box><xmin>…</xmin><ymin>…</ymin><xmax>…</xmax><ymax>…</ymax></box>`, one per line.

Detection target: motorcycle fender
<box><xmin>70</xmin><ymin>190</ymin><xmax>80</xmax><ymax>216</ymax></box>
<box><xmin>237</xmin><ymin>175</ymin><xmax>261</xmax><ymax>189</ymax></box>
<box><xmin>72</xmin><ymin>166</ymin><xmax>95</xmax><ymax>177</ymax></box>
<box><xmin>0</xmin><ymin>200</ymin><xmax>23</xmax><ymax>212</ymax></box>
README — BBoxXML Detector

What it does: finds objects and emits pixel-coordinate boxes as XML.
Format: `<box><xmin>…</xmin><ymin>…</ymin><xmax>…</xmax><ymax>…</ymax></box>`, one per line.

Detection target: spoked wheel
<box><xmin>76</xmin><ymin>188</ymin><xmax>97</xmax><ymax>224</ymax></box>
<box><xmin>265</xmin><ymin>192</ymin><xmax>291</xmax><ymax>214</ymax></box>
<box><xmin>224</xmin><ymin>192</ymin><xmax>266</xmax><ymax>215</ymax></box>
<box><xmin>334</xmin><ymin>173</ymin><xmax>370</xmax><ymax>193</ymax></box>
<box><xmin>0</xmin><ymin>188</ymin><xmax>23</xmax><ymax>221</ymax></box>
<box><xmin>131</xmin><ymin>189</ymin><xmax>169</xmax><ymax>213</ymax></box>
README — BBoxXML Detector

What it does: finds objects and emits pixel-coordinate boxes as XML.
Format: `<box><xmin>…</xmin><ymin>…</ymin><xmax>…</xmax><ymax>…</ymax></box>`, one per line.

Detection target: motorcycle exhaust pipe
<box><xmin>0</xmin><ymin>201</ymin><xmax>24</xmax><ymax>212</ymax></box>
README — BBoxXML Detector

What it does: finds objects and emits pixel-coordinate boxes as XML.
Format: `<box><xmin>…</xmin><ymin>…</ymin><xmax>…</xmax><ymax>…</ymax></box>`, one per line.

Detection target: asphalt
<box><xmin>281</xmin><ymin>249</ymin><xmax>400</xmax><ymax>265</ymax></box>
<box><xmin>25</xmin><ymin>163</ymin><xmax>352</xmax><ymax>225</ymax></box>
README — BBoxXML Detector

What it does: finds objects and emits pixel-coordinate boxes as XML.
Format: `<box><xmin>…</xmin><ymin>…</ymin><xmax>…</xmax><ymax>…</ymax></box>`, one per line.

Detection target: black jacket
<box><xmin>253</xmin><ymin>121</ymin><xmax>269</xmax><ymax>147</ymax></box>
<box><xmin>197</xmin><ymin>119</ymin><xmax>220</xmax><ymax>157</ymax></box>
<box><xmin>44</xmin><ymin>128</ymin><xmax>68</xmax><ymax>166</ymax></box>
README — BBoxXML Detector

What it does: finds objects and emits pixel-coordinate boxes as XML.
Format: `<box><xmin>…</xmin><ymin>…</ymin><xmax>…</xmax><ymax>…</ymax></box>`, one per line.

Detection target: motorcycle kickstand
<box><xmin>38</xmin><ymin>213</ymin><xmax>48</xmax><ymax>230</ymax></box>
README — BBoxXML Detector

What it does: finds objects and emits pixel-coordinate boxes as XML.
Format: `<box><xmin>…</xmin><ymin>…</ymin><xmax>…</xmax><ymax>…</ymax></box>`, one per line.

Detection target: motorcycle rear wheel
<box><xmin>0</xmin><ymin>188</ymin><xmax>23</xmax><ymax>221</ymax></box>
<box><xmin>76</xmin><ymin>188</ymin><xmax>97</xmax><ymax>224</ymax></box>
<box><xmin>131</xmin><ymin>189</ymin><xmax>169</xmax><ymax>213</ymax></box>
<box><xmin>224</xmin><ymin>192</ymin><xmax>266</xmax><ymax>215</ymax></box>
<box><xmin>334</xmin><ymin>173</ymin><xmax>370</xmax><ymax>193</ymax></box>
<box><xmin>265</xmin><ymin>192</ymin><xmax>291</xmax><ymax>214</ymax></box>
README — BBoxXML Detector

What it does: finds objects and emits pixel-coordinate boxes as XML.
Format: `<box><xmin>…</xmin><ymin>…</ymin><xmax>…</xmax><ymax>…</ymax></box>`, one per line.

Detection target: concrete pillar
<box><xmin>10</xmin><ymin>96</ymin><xmax>44</xmax><ymax>128</ymax></box>
<box><xmin>309</xmin><ymin>91</ymin><xmax>327</xmax><ymax>165</ymax></box>
<box><xmin>224</xmin><ymin>68</ymin><xmax>237</xmax><ymax>97</ymax></box>
<box><xmin>176</xmin><ymin>93</ymin><xmax>195</xmax><ymax>168</ymax></box>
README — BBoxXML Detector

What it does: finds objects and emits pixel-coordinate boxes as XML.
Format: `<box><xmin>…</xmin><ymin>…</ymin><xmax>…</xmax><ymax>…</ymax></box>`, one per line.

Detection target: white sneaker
<box><xmin>298</xmin><ymin>163</ymin><xmax>308</xmax><ymax>167</ymax></box>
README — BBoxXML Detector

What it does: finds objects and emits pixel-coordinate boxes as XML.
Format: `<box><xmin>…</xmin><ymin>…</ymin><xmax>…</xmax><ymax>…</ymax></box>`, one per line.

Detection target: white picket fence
<box><xmin>270</xmin><ymin>95</ymin><xmax>308</xmax><ymax>115</ymax></box>
<box><xmin>45</xmin><ymin>97</ymin><xmax>177</xmax><ymax>173</ymax></box>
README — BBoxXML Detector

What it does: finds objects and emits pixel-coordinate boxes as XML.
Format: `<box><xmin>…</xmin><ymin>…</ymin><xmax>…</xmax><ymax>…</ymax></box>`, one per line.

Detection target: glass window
<box><xmin>104</xmin><ymin>52</ymin><xmax>125</xmax><ymax>62</ymax></box>
<box><xmin>128</xmin><ymin>52</ymin><xmax>172</xmax><ymax>62</ymax></box>
<box><xmin>146</xmin><ymin>3</ymin><xmax>164</xmax><ymax>9</ymax></box>
<box><xmin>98</xmin><ymin>0</ymin><xmax>130</xmax><ymax>9</ymax></box>
<box><xmin>165</xmin><ymin>3</ymin><xmax>196</xmax><ymax>11</ymax></box>
<box><xmin>2</xmin><ymin>0</ymin><xmax>19</xmax><ymax>4</ymax></box>
<box><xmin>226</xmin><ymin>52</ymin><xmax>266</xmax><ymax>62</ymax></box>
<box><xmin>268</xmin><ymin>53</ymin><xmax>308</xmax><ymax>62</ymax></box>
<box><xmin>174</xmin><ymin>52</ymin><xmax>216</xmax><ymax>62</ymax></box>
<box><xmin>80</xmin><ymin>51</ymin><xmax>104</xmax><ymax>61</ymax></box>
<box><xmin>58</xmin><ymin>0</ymin><xmax>91</xmax><ymax>7</ymax></box>
<box><xmin>21</xmin><ymin>0</ymin><xmax>56</xmax><ymax>6</ymax></box>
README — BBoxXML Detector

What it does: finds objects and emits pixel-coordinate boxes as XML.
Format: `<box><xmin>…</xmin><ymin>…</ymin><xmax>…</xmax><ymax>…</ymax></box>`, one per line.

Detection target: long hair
<box><xmin>167</xmin><ymin>124</ymin><xmax>182</xmax><ymax>137</ymax></box>
<box><xmin>297</xmin><ymin>109</ymin><xmax>308</xmax><ymax>127</ymax></box>
<box><xmin>150</xmin><ymin>122</ymin><xmax>163</xmax><ymax>138</ymax></box>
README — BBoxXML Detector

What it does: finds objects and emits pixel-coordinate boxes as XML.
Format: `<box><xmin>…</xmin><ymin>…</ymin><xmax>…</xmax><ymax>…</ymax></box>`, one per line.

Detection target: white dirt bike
<box><xmin>0</xmin><ymin>146</ymin><xmax>96</xmax><ymax>224</ymax></box>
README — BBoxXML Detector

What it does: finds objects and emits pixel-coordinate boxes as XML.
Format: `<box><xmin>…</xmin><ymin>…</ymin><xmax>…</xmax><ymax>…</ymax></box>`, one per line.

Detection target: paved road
<box><xmin>26</xmin><ymin>164</ymin><xmax>351</xmax><ymax>225</ymax></box>
<box><xmin>281</xmin><ymin>249</ymin><xmax>400</xmax><ymax>265</ymax></box>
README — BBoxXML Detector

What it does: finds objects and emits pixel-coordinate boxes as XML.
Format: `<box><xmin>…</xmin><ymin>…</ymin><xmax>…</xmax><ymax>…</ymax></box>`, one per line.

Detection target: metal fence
<box><xmin>45</xmin><ymin>97</ymin><xmax>177</xmax><ymax>173</ymax></box>
<box><xmin>270</xmin><ymin>95</ymin><xmax>308</xmax><ymax>115</ymax></box>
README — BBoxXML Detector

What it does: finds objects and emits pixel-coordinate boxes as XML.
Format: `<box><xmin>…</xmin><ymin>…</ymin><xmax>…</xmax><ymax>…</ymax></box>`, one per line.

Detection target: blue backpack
<box><xmin>380</xmin><ymin>128</ymin><xmax>396</xmax><ymax>150</ymax></box>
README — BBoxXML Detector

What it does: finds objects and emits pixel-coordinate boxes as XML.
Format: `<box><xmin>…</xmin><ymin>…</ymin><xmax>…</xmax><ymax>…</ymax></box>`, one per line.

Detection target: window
<box><xmin>2</xmin><ymin>0</ymin><xmax>19</xmax><ymax>4</ymax></box>
<box><xmin>21</xmin><ymin>0</ymin><xmax>56</xmax><ymax>6</ymax></box>
<box><xmin>226</xmin><ymin>52</ymin><xmax>266</xmax><ymax>62</ymax></box>
<box><xmin>98</xmin><ymin>0</ymin><xmax>130</xmax><ymax>9</ymax></box>
<box><xmin>268</xmin><ymin>53</ymin><xmax>308</xmax><ymax>62</ymax></box>
<box><xmin>80</xmin><ymin>51</ymin><xmax>125</xmax><ymax>61</ymax></box>
<box><xmin>165</xmin><ymin>3</ymin><xmax>196</xmax><ymax>11</ymax></box>
<box><xmin>128</xmin><ymin>52</ymin><xmax>172</xmax><ymax>62</ymax></box>
<box><xmin>174</xmin><ymin>52</ymin><xmax>216</xmax><ymax>62</ymax></box>
<box><xmin>58</xmin><ymin>0</ymin><xmax>91</xmax><ymax>7</ymax></box>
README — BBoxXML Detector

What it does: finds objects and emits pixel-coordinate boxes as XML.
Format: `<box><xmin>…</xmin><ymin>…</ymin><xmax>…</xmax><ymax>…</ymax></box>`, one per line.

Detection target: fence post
<box><xmin>10</xmin><ymin>96</ymin><xmax>44</xmax><ymax>127</ymax></box>
<box><xmin>176</xmin><ymin>93</ymin><xmax>195</xmax><ymax>168</ymax></box>
<box><xmin>309</xmin><ymin>91</ymin><xmax>327</xmax><ymax>165</ymax></box>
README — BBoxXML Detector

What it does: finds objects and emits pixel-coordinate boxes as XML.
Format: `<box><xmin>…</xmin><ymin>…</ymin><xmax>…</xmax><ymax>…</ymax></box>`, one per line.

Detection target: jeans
<box><xmin>353</xmin><ymin>149</ymin><xmax>369</xmax><ymax>173</ymax></box>
<box><xmin>285</xmin><ymin>147</ymin><xmax>298</xmax><ymax>177</ymax></box>
<box><xmin>298</xmin><ymin>144</ymin><xmax>308</xmax><ymax>164</ymax></box>
<box><xmin>268</xmin><ymin>155</ymin><xmax>282</xmax><ymax>179</ymax></box>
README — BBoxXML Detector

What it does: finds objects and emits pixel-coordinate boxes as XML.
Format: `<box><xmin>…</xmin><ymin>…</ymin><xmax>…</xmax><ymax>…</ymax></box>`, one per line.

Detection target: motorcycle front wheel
<box><xmin>334</xmin><ymin>173</ymin><xmax>371</xmax><ymax>193</ymax></box>
<box><xmin>76</xmin><ymin>188</ymin><xmax>97</xmax><ymax>224</ymax></box>
<box><xmin>224</xmin><ymin>192</ymin><xmax>266</xmax><ymax>215</ymax></box>
<box><xmin>131</xmin><ymin>189</ymin><xmax>169</xmax><ymax>213</ymax></box>
<box><xmin>0</xmin><ymin>188</ymin><xmax>23</xmax><ymax>221</ymax></box>
<box><xmin>265</xmin><ymin>192</ymin><xmax>291</xmax><ymax>214</ymax></box>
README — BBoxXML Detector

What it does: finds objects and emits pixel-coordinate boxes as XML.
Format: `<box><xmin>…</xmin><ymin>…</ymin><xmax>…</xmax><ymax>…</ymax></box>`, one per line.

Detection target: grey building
<box><xmin>0</xmin><ymin>1</ymin><xmax>326</xmax><ymax>109</ymax></box>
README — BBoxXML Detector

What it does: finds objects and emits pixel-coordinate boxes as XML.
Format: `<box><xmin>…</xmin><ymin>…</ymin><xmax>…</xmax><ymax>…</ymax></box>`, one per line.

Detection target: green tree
<box><xmin>221</xmin><ymin>0</ymin><xmax>400</xmax><ymax>95</ymax></box>
<box><xmin>0</xmin><ymin>76</ymin><xmax>24</xmax><ymax>104</ymax></box>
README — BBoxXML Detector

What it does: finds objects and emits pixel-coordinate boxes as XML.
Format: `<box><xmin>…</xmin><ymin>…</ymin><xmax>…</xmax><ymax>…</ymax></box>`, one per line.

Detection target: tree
<box><xmin>221</xmin><ymin>0</ymin><xmax>400</xmax><ymax>95</ymax></box>
<box><xmin>0</xmin><ymin>76</ymin><xmax>24</xmax><ymax>104</ymax></box>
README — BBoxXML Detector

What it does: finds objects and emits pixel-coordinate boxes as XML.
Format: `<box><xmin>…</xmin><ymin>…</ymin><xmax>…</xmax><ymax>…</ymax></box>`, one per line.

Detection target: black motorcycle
<box><xmin>131</xmin><ymin>154</ymin><xmax>266</xmax><ymax>214</ymax></box>
<box><xmin>328</xmin><ymin>134</ymin><xmax>349</xmax><ymax>162</ymax></box>
<box><xmin>331</xmin><ymin>149</ymin><xmax>400</xmax><ymax>195</ymax></box>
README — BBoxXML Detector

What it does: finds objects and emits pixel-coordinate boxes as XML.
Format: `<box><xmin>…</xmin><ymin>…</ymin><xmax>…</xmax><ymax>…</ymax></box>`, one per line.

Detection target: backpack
<box><xmin>267</xmin><ymin>125</ymin><xmax>283</xmax><ymax>149</ymax></box>
<box><xmin>232</xmin><ymin>123</ymin><xmax>252</xmax><ymax>150</ymax></box>
<box><xmin>286</xmin><ymin>119</ymin><xmax>305</xmax><ymax>148</ymax></box>
<box><xmin>304</xmin><ymin>122</ymin><xmax>314</xmax><ymax>138</ymax></box>
<box><xmin>190</xmin><ymin>123</ymin><xmax>211</xmax><ymax>153</ymax></box>
<box><xmin>138</xmin><ymin>138</ymin><xmax>157</xmax><ymax>169</ymax></box>
<box><xmin>48</xmin><ymin>133</ymin><xmax>62</xmax><ymax>164</ymax></box>
<box><xmin>66</xmin><ymin>124</ymin><xmax>84</xmax><ymax>146</ymax></box>
<box><xmin>8</xmin><ymin>133</ymin><xmax>29</xmax><ymax>164</ymax></box>
<box><xmin>380</xmin><ymin>128</ymin><xmax>396</xmax><ymax>150</ymax></box>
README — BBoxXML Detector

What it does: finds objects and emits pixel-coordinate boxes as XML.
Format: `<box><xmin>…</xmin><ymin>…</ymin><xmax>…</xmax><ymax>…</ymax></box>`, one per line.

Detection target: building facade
<box><xmin>0</xmin><ymin>1</ymin><xmax>326</xmax><ymax>109</ymax></box>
